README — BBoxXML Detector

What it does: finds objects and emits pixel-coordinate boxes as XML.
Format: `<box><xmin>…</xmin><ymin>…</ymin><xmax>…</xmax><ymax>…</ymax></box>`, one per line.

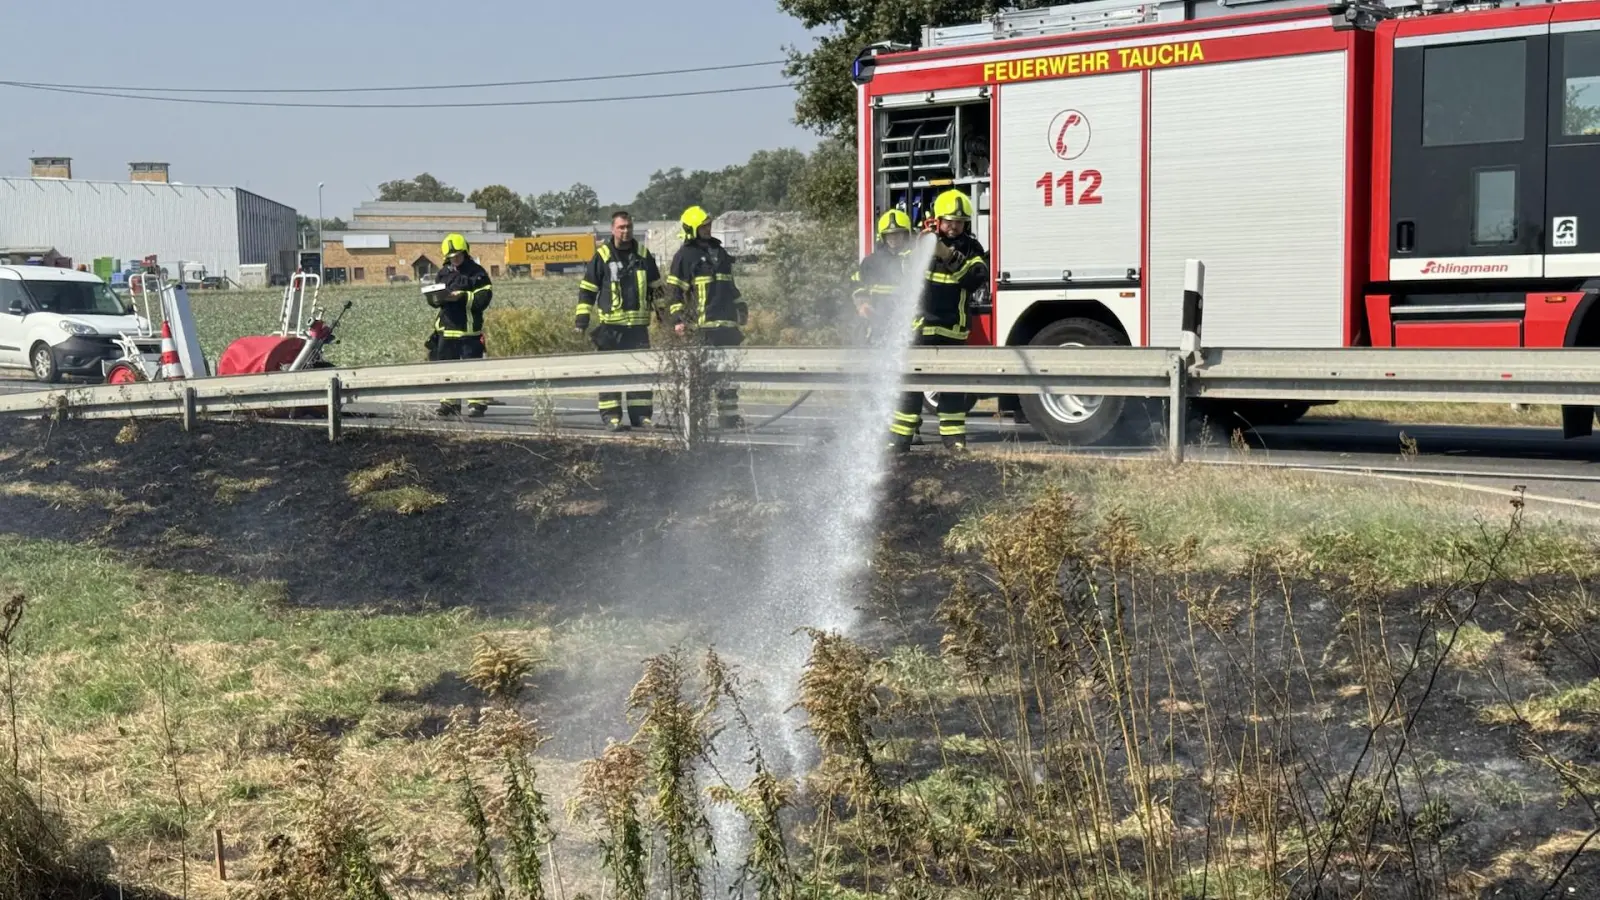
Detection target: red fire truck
<box><xmin>851</xmin><ymin>0</ymin><xmax>1600</xmax><ymax>445</ymax></box>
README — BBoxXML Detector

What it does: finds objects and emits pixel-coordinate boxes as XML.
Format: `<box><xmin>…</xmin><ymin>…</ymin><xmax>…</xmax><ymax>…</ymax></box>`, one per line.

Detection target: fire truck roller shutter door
<box><xmin>1147</xmin><ymin>52</ymin><xmax>1350</xmax><ymax>349</ymax></box>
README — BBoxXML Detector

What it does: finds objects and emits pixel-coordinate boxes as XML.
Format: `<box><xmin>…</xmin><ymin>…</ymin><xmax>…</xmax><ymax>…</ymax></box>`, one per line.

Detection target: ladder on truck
<box><xmin>921</xmin><ymin>0</ymin><xmax>1565</xmax><ymax>47</ymax></box>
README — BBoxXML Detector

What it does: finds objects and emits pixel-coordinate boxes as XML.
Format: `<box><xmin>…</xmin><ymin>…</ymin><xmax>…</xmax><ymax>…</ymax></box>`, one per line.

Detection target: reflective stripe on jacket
<box><xmin>577</xmin><ymin>240</ymin><xmax>662</xmax><ymax>327</ymax></box>
<box><xmin>667</xmin><ymin>237</ymin><xmax>745</xmax><ymax>329</ymax></box>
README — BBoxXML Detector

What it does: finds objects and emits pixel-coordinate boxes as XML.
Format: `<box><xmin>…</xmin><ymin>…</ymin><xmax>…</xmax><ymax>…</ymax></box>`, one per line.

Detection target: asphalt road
<box><xmin>8</xmin><ymin>373</ymin><xmax>1600</xmax><ymax>507</ymax></box>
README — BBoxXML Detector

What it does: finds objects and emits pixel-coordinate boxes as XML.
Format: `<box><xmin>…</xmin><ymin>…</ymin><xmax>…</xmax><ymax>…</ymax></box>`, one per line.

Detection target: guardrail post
<box><xmin>1181</xmin><ymin>259</ymin><xmax>1205</xmax><ymax>356</ymax></box>
<box><xmin>1167</xmin><ymin>354</ymin><xmax>1187</xmax><ymax>464</ymax></box>
<box><xmin>327</xmin><ymin>376</ymin><xmax>342</xmax><ymax>443</ymax></box>
<box><xmin>181</xmin><ymin>387</ymin><xmax>197</xmax><ymax>432</ymax></box>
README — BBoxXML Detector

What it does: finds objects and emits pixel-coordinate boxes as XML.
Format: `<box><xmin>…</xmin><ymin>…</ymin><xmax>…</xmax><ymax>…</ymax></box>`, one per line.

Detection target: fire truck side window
<box><xmin>1561</xmin><ymin>31</ymin><xmax>1600</xmax><ymax>136</ymax></box>
<box><xmin>1473</xmin><ymin>168</ymin><xmax>1518</xmax><ymax>244</ymax></box>
<box><xmin>1422</xmin><ymin>39</ymin><xmax>1526</xmax><ymax>147</ymax></box>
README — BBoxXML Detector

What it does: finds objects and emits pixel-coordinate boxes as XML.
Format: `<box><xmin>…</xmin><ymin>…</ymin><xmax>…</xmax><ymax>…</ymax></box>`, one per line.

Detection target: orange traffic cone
<box><xmin>158</xmin><ymin>322</ymin><xmax>183</xmax><ymax>380</ymax></box>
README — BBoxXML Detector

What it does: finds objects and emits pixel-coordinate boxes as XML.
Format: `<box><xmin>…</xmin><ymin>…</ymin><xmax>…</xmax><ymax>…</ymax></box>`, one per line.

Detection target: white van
<box><xmin>0</xmin><ymin>266</ymin><xmax>151</xmax><ymax>383</ymax></box>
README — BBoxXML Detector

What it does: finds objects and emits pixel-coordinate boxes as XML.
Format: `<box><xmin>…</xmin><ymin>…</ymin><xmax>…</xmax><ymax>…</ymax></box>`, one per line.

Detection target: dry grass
<box><xmin>209</xmin><ymin>475</ymin><xmax>272</xmax><ymax>505</ymax></box>
<box><xmin>0</xmin><ymin>481</ymin><xmax>124</xmax><ymax>511</ymax></box>
<box><xmin>0</xmin><ymin>533</ymin><xmax>555</xmax><ymax>897</ymax></box>
<box><xmin>1308</xmin><ymin>400</ymin><xmax>1566</xmax><ymax>428</ymax></box>
<box><xmin>960</xmin><ymin>455</ymin><xmax>1600</xmax><ymax>584</ymax></box>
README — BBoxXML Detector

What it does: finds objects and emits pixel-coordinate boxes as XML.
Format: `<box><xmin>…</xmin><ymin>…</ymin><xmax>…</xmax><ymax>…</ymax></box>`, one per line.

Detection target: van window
<box><xmin>23</xmin><ymin>280</ymin><xmax>126</xmax><ymax>316</ymax></box>
<box><xmin>0</xmin><ymin>280</ymin><xmax>26</xmax><ymax>312</ymax></box>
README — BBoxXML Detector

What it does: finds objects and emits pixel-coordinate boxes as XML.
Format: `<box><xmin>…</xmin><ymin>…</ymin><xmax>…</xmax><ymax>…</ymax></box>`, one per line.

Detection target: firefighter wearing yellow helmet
<box><xmin>889</xmin><ymin>189</ymin><xmax>988</xmax><ymax>453</ymax></box>
<box><xmin>850</xmin><ymin>208</ymin><xmax>916</xmax><ymax>345</ymax></box>
<box><xmin>666</xmin><ymin>205</ymin><xmax>748</xmax><ymax>428</ymax></box>
<box><xmin>426</xmin><ymin>232</ymin><xmax>494</xmax><ymax>416</ymax></box>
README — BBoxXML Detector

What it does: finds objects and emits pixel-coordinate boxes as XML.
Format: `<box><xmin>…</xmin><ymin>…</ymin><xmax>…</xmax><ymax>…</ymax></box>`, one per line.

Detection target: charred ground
<box><xmin>0</xmin><ymin>416</ymin><xmax>1597</xmax><ymax>898</ymax></box>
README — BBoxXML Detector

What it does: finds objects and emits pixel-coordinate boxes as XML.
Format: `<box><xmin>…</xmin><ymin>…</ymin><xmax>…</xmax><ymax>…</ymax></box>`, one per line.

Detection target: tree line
<box><xmin>360</xmin><ymin>145</ymin><xmax>833</xmax><ymax>236</ymax></box>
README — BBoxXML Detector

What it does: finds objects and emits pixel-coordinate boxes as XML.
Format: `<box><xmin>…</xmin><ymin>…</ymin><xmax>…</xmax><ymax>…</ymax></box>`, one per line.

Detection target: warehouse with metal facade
<box><xmin>0</xmin><ymin>159</ymin><xmax>300</xmax><ymax>280</ymax></box>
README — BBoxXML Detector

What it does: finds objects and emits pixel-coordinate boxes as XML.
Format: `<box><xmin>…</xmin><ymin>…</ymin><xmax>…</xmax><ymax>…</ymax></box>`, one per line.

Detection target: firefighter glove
<box><xmin>574</xmin><ymin>314</ymin><xmax>589</xmax><ymax>332</ymax></box>
<box><xmin>736</xmin><ymin>303</ymin><xmax>748</xmax><ymax>327</ymax></box>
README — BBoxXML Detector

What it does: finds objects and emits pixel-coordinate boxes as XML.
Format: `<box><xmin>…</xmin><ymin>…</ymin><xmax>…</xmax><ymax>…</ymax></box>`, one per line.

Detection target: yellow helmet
<box><xmin>680</xmin><ymin>205</ymin><xmax>711</xmax><ymax>240</ymax></box>
<box><xmin>877</xmin><ymin>209</ymin><xmax>912</xmax><ymax>237</ymax></box>
<box><xmin>441</xmin><ymin>233</ymin><xmax>470</xmax><ymax>258</ymax></box>
<box><xmin>932</xmin><ymin>189</ymin><xmax>974</xmax><ymax>222</ymax></box>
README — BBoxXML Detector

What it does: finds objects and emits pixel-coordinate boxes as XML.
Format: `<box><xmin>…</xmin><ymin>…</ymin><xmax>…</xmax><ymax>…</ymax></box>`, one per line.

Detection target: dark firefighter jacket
<box><xmin>429</xmin><ymin>257</ymin><xmax>493</xmax><ymax>337</ymax></box>
<box><xmin>576</xmin><ymin>239</ymin><xmax>662</xmax><ymax>329</ymax></box>
<box><xmin>919</xmin><ymin>231</ymin><xmax>988</xmax><ymax>340</ymax></box>
<box><xmin>851</xmin><ymin>243</ymin><xmax>914</xmax><ymax>308</ymax></box>
<box><xmin>666</xmin><ymin>237</ymin><xmax>746</xmax><ymax>330</ymax></box>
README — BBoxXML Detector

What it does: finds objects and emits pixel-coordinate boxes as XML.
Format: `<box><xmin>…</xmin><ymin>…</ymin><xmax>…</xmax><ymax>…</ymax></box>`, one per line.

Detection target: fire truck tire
<box><xmin>1018</xmin><ymin>317</ymin><xmax>1128</xmax><ymax>447</ymax></box>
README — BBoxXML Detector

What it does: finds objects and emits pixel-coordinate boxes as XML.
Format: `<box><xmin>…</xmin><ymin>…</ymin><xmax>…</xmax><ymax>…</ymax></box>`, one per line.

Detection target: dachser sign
<box><xmin>506</xmin><ymin>233</ymin><xmax>596</xmax><ymax>266</ymax></box>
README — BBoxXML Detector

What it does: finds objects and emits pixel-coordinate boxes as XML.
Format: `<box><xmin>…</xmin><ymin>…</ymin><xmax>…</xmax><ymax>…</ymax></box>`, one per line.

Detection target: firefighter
<box><xmin>890</xmin><ymin>189</ymin><xmax>988</xmax><ymax>453</ymax></box>
<box><xmin>666</xmin><ymin>205</ymin><xmax>748</xmax><ymax>428</ymax></box>
<box><xmin>850</xmin><ymin>208</ymin><xmax>915</xmax><ymax>346</ymax></box>
<box><xmin>428</xmin><ymin>233</ymin><xmax>493</xmax><ymax>417</ymax></box>
<box><xmin>576</xmin><ymin>210</ymin><xmax>664</xmax><ymax>431</ymax></box>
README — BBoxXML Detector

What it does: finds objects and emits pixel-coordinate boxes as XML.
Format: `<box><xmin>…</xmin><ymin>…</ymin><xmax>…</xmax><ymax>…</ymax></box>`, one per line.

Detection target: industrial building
<box><xmin>320</xmin><ymin>201</ymin><xmax>513</xmax><ymax>283</ymax></box>
<box><xmin>0</xmin><ymin>157</ymin><xmax>300</xmax><ymax>283</ymax></box>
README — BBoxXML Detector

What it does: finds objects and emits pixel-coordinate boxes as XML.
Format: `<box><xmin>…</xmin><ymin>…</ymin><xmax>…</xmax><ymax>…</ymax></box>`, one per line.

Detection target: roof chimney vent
<box><xmin>129</xmin><ymin>161</ymin><xmax>170</xmax><ymax>183</ymax></box>
<box><xmin>29</xmin><ymin>157</ymin><xmax>71</xmax><ymax>179</ymax></box>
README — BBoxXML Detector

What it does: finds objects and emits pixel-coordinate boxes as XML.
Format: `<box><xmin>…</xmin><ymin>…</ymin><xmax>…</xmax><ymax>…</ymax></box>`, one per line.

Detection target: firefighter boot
<box><xmin>436</xmin><ymin>399</ymin><xmax>461</xmax><ymax>417</ymax></box>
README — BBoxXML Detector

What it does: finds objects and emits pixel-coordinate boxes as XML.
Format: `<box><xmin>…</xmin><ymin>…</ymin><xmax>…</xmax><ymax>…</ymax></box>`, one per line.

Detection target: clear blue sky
<box><xmin>0</xmin><ymin>0</ymin><xmax>821</xmax><ymax>220</ymax></box>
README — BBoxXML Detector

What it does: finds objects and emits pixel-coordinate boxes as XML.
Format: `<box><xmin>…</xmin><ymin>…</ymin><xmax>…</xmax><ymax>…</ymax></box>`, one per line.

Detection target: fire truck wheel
<box><xmin>1018</xmin><ymin>317</ymin><xmax>1128</xmax><ymax>447</ymax></box>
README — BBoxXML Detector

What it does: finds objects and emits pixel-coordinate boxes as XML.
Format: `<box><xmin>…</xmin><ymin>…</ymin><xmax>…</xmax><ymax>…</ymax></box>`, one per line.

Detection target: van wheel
<box><xmin>1018</xmin><ymin>318</ymin><xmax>1129</xmax><ymax>446</ymax></box>
<box><xmin>29</xmin><ymin>343</ymin><xmax>59</xmax><ymax>384</ymax></box>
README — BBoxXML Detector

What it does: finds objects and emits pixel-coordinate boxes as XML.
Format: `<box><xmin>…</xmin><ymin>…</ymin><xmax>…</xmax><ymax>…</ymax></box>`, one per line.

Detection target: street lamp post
<box><xmin>316</xmin><ymin>182</ymin><xmax>325</xmax><ymax>275</ymax></box>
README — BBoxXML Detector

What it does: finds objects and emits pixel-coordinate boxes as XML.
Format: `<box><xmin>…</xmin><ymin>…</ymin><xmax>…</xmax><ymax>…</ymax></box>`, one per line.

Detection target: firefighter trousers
<box><xmin>434</xmin><ymin>333</ymin><xmax>488</xmax><ymax>411</ymax></box>
<box><xmin>593</xmin><ymin>325</ymin><xmax>653</xmax><ymax>425</ymax></box>
<box><xmin>700</xmin><ymin>326</ymin><xmax>744</xmax><ymax>424</ymax></box>
<box><xmin>891</xmin><ymin>332</ymin><xmax>968</xmax><ymax>449</ymax></box>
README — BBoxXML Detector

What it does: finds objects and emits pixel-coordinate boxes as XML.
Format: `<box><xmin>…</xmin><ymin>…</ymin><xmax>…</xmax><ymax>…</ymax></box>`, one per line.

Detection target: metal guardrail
<box><xmin>7</xmin><ymin>343</ymin><xmax>1600</xmax><ymax>461</ymax></box>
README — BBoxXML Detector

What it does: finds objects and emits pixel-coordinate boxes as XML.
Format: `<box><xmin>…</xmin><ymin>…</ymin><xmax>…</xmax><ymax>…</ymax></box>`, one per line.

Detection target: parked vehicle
<box><xmin>0</xmin><ymin>266</ymin><xmax>154</xmax><ymax>383</ymax></box>
<box><xmin>852</xmin><ymin>0</ymin><xmax>1600</xmax><ymax>445</ymax></box>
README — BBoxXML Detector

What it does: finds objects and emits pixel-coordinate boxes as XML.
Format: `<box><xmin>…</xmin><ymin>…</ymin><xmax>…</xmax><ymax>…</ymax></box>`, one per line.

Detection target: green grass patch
<box><xmin>959</xmin><ymin>458</ymin><xmax>1599</xmax><ymax>584</ymax></box>
<box><xmin>0</xmin><ymin>533</ymin><xmax>550</xmax><ymax>889</ymax></box>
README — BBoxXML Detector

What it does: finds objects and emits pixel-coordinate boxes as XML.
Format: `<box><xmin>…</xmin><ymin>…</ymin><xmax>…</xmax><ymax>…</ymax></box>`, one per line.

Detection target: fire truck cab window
<box><xmin>1562</xmin><ymin>31</ymin><xmax>1600</xmax><ymax>136</ymax></box>
<box><xmin>1422</xmin><ymin>39</ymin><xmax>1526</xmax><ymax>147</ymax></box>
<box><xmin>1472</xmin><ymin>167</ymin><xmax>1518</xmax><ymax>244</ymax></box>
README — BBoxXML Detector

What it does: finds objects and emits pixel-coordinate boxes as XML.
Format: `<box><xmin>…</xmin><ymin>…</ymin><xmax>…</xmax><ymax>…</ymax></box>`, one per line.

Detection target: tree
<box><xmin>702</xmin><ymin>148</ymin><xmax>809</xmax><ymax>213</ymax></box>
<box><xmin>527</xmin><ymin>182</ymin><xmax>602</xmax><ymax>228</ymax></box>
<box><xmin>789</xmin><ymin>137</ymin><xmax>857</xmax><ymax>222</ymax></box>
<box><xmin>626</xmin><ymin>168</ymin><xmax>714</xmax><ymax>221</ymax></box>
<box><xmin>296</xmin><ymin>215</ymin><xmax>348</xmax><ymax>246</ymax></box>
<box><xmin>776</xmin><ymin>0</ymin><xmax>1043</xmax><ymax>218</ymax></box>
<box><xmin>778</xmin><ymin>1</ymin><xmax>1037</xmax><ymax>139</ymax></box>
<box><xmin>376</xmin><ymin>173</ymin><xmax>465</xmax><ymax>203</ymax></box>
<box><xmin>468</xmin><ymin>185</ymin><xmax>534</xmax><ymax>235</ymax></box>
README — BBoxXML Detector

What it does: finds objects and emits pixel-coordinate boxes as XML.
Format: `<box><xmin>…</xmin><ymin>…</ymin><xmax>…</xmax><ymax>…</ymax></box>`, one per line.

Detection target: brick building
<box><xmin>320</xmin><ymin>201</ymin><xmax>512</xmax><ymax>284</ymax></box>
